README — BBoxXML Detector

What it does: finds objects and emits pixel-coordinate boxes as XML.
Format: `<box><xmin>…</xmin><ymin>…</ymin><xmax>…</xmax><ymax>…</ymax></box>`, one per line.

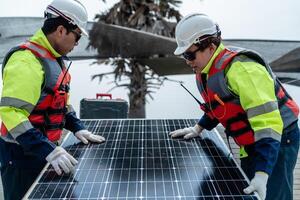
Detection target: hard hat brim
<box><xmin>174</xmin><ymin>45</ymin><xmax>190</xmax><ymax>56</ymax></box>
<box><xmin>79</xmin><ymin>27</ymin><xmax>88</xmax><ymax>36</ymax></box>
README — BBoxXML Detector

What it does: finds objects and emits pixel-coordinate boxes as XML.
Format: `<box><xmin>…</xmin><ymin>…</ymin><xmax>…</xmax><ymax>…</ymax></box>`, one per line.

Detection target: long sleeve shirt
<box><xmin>198</xmin><ymin>44</ymin><xmax>283</xmax><ymax>175</ymax></box>
<box><xmin>0</xmin><ymin>29</ymin><xmax>84</xmax><ymax>168</ymax></box>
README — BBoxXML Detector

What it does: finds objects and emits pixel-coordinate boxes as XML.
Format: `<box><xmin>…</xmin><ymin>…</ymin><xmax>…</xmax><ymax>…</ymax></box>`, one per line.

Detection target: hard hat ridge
<box><xmin>194</xmin><ymin>24</ymin><xmax>221</xmax><ymax>44</ymax></box>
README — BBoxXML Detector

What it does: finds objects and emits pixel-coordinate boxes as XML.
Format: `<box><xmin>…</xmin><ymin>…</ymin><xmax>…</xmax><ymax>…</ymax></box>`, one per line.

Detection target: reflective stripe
<box><xmin>26</xmin><ymin>43</ymin><xmax>48</xmax><ymax>58</ymax></box>
<box><xmin>231</xmin><ymin>55</ymin><xmax>254</xmax><ymax>63</ymax></box>
<box><xmin>215</xmin><ymin>53</ymin><xmax>232</xmax><ymax>69</ymax></box>
<box><xmin>67</xmin><ymin>104</ymin><xmax>75</xmax><ymax>113</ymax></box>
<box><xmin>280</xmin><ymin>104</ymin><xmax>298</xmax><ymax>129</ymax></box>
<box><xmin>9</xmin><ymin>121</ymin><xmax>33</xmax><ymax>138</ymax></box>
<box><xmin>255</xmin><ymin>128</ymin><xmax>281</xmax><ymax>142</ymax></box>
<box><xmin>0</xmin><ymin>97</ymin><xmax>35</xmax><ymax>113</ymax></box>
<box><xmin>247</xmin><ymin>101</ymin><xmax>278</xmax><ymax>119</ymax></box>
<box><xmin>0</xmin><ymin>135</ymin><xmax>19</xmax><ymax>144</ymax></box>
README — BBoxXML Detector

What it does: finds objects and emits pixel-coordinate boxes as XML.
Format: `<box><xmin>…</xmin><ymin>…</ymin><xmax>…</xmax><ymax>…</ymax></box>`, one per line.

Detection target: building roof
<box><xmin>1</xmin><ymin>17</ymin><xmax>300</xmax><ymax>78</ymax></box>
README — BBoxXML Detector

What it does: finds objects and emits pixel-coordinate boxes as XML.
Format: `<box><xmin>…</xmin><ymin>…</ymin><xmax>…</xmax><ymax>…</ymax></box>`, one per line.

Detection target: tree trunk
<box><xmin>128</xmin><ymin>61</ymin><xmax>146</xmax><ymax>118</ymax></box>
<box><xmin>128</xmin><ymin>102</ymin><xmax>145</xmax><ymax>118</ymax></box>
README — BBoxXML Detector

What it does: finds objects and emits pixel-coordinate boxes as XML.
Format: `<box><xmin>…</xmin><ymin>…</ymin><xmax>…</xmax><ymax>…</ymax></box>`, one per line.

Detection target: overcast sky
<box><xmin>1</xmin><ymin>0</ymin><xmax>300</xmax><ymax>40</ymax></box>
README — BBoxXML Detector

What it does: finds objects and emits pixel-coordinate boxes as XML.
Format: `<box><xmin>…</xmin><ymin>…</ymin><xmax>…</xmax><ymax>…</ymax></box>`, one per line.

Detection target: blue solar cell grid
<box><xmin>25</xmin><ymin>119</ymin><xmax>258</xmax><ymax>200</ymax></box>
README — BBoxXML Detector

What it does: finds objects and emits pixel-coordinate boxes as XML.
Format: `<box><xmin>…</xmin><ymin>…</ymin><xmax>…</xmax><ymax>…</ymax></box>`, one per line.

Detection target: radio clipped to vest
<box><xmin>197</xmin><ymin>47</ymin><xmax>299</xmax><ymax>147</ymax></box>
<box><xmin>24</xmin><ymin>42</ymin><xmax>71</xmax><ymax>142</ymax></box>
<box><xmin>1</xmin><ymin>42</ymin><xmax>72</xmax><ymax>142</ymax></box>
<box><xmin>180</xmin><ymin>83</ymin><xmax>209</xmax><ymax>111</ymax></box>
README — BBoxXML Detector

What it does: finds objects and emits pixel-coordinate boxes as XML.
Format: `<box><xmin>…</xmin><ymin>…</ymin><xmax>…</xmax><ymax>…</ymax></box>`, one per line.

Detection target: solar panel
<box><xmin>24</xmin><ymin>119</ymin><xmax>259</xmax><ymax>200</ymax></box>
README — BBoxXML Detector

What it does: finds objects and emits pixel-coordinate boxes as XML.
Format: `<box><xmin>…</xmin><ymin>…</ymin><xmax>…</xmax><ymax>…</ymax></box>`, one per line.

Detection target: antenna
<box><xmin>58</xmin><ymin>60</ymin><xmax>72</xmax><ymax>90</ymax></box>
<box><xmin>180</xmin><ymin>83</ymin><xmax>203</xmax><ymax>106</ymax></box>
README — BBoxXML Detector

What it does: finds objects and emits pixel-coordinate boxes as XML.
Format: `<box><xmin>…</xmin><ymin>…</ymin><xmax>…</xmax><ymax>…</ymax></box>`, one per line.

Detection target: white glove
<box><xmin>244</xmin><ymin>172</ymin><xmax>269</xmax><ymax>200</ymax></box>
<box><xmin>169</xmin><ymin>124</ymin><xmax>204</xmax><ymax>139</ymax></box>
<box><xmin>46</xmin><ymin>146</ymin><xmax>78</xmax><ymax>175</ymax></box>
<box><xmin>75</xmin><ymin>130</ymin><xmax>105</xmax><ymax>144</ymax></box>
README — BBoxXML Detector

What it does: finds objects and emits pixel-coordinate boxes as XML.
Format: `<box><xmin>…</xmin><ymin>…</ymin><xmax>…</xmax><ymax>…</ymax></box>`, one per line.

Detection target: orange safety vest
<box><xmin>197</xmin><ymin>47</ymin><xmax>299</xmax><ymax>146</ymax></box>
<box><xmin>1</xmin><ymin>41</ymin><xmax>71</xmax><ymax>142</ymax></box>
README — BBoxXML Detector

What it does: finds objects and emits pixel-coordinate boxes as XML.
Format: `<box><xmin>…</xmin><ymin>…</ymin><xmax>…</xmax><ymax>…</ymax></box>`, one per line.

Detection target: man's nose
<box><xmin>185</xmin><ymin>59</ymin><xmax>192</xmax><ymax>65</ymax></box>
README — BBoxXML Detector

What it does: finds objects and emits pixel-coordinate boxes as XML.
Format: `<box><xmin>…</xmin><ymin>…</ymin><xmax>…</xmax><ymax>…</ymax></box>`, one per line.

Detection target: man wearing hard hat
<box><xmin>0</xmin><ymin>0</ymin><xmax>105</xmax><ymax>199</ymax></box>
<box><xmin>170</xmin><ymin>13</ymin><xmax>299</xmax><ymax>200</ymax></box>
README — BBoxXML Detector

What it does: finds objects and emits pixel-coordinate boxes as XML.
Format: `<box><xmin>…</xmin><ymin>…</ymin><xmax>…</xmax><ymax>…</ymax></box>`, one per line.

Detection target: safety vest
<box><xmin>1</xmin><ymin>41</ymin><xmax>70</xmax><ymax>142</ymax></box>
<box><xmin>196</xmin><ymin>47</ymin><xmax>299</xmax><ymax>146</ymax></box>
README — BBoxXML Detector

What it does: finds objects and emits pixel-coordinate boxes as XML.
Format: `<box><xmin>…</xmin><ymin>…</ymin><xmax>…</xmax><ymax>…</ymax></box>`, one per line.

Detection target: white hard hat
<box><xmin>174</xmin><ymin>13</ymin><xmax>220</xmax><ymax>55</ymax></box>
<box><xmin>45</xmin><ymin>0</ymin><xmax>88</xmax><ymax>36</ymax></box>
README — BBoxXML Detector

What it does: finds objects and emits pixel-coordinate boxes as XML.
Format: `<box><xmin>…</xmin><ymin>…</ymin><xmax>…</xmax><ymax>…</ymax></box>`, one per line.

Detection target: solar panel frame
<box><xmin>24</xmin><ymin>119</ymin><xmax>259</xmax><ymax>200</ymax></box>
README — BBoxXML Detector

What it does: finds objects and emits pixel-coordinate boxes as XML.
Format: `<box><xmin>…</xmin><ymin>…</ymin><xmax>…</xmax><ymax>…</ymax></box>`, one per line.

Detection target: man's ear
<box><xmin>209</xmin><ymin>43</ymin><xmax>217</xmax><ymax>54</ymax></box>
<box><xmin>56</xmin><ymin>25</ymin><xmax>66</xmax><ymax>38</ymax></box>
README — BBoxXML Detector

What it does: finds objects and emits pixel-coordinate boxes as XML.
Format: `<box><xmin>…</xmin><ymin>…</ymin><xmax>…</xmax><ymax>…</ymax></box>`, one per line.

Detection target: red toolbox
<box><xmin>80</xmin><ymin>93</ymin><xmax>128</xmax><ymax>119</ymax></box>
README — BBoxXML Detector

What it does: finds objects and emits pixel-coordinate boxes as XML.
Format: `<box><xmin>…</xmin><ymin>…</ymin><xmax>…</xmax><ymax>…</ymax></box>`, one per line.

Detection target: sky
<box><xmin>1</xmin><ymin>0</ymin><xmax>300</xmax><ymax>40</ymax></box>
<box><xmin>1</xmin><ymin>0</ymin><xmax>300</xmax><ymax>118</ymax></box>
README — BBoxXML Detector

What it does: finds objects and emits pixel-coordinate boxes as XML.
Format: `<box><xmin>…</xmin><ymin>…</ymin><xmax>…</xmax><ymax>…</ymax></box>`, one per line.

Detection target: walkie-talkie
<box><xmin>180</xmin><ymin>83</ymin><xmax>211</xmax><ymax>113</ymax></box>
<box><xmin>180</xmin><ymin>83</ymin><xmax>202</xmax><ymax>105</ymax></box>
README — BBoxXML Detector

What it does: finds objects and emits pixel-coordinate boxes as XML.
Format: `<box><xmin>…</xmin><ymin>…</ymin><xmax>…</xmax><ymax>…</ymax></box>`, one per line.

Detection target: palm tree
<box><xmin>89</xmin><ymin>0</ymin><xmax>182</xmax><ymax>118</ymax></box>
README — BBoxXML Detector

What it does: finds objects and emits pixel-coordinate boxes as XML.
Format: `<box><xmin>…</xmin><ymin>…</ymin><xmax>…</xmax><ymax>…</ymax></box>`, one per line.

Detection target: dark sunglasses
<box><xmin>182</xmin><ymin>47</ymin><xmax>202</xmax><ymax>61</ymax></box>
<box><xmin>71</xmin><ymin>30</ymin><xmax>82</xmax><ymax>43</ymax></box>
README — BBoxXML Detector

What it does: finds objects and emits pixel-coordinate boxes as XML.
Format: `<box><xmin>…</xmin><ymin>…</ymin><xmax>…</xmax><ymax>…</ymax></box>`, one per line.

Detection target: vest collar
<box><xmin>29</xmin><ymin>29</ymin><xmax>61</xmax><ymax>58</ymax></box>
<box><xmin>201</xmin><ymin>43</ymin><xmax>225</xmax><ymax>75</ymax></box>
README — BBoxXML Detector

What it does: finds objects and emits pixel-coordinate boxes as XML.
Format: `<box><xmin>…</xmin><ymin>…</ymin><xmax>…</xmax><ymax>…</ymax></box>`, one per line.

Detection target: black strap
<box><xmin>58</xmin><ymin>84</ymin><xmax>70</xmax><ymax>92</ymax></box>
<box><xmin>225</xmin><ymin>113</ymin><xmax>252</xmax><ymax>137</ymax></box>
<box><xmin>225</xmin><ymin>126</ymin><xmax>252</xmax><ymax>138</ymax></box>
<box><xmin>31</xmin><ymin>107</ymin><xmax>67</xmax><ymax>133</ymax></box>
<box><xmin>33</xmin><ymin>122</ymin><xmax>65</xmax><ymax>131</ymax></box>
<box><xmin>31</xmin><ymin>107</ymin><xmax>67</xmax><ymax>115</ymax></box>
<box><xmin>43</xmin><ymin>87</ymin><xmax>55</xmax><ymax>95</ymax></box>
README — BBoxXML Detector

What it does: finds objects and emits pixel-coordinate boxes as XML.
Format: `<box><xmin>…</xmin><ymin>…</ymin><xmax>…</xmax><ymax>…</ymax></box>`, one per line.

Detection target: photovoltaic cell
<box><xmin>25</xmin><ymin>119</ymin><xmax>258</xmax><ymax>200</ymax></box>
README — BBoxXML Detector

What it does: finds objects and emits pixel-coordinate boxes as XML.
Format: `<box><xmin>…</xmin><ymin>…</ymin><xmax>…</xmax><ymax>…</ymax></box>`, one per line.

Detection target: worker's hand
<box><xmin>46</xmin><ymin>146</ymin><xmax>78</xmax><ymax>175</ymax></box>
<box><xmin>244</xmin><ymin>172</ymin><xmax>269</xmax><ymax>200</ymax></box>
<box><xmin>75</xmin><ymin>130</ymin><xmax>105</xmax><ymax>144</ymax></box>
<box><xmin>169</xmin><ymin>124</ymin><xmax>204</xmax><ymax>139</ymax></box>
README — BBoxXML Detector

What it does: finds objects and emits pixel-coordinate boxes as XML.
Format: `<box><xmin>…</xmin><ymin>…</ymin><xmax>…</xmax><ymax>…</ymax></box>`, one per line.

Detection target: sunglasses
<box><xmin>182</xmin><ymin>47</ymin><xmax>202</xmax><ymax>61</ymax></box>
<box><xmin>71</xmin><ymin>30</ymin><xmax>82</xmax><ymax>43</ymax></box>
